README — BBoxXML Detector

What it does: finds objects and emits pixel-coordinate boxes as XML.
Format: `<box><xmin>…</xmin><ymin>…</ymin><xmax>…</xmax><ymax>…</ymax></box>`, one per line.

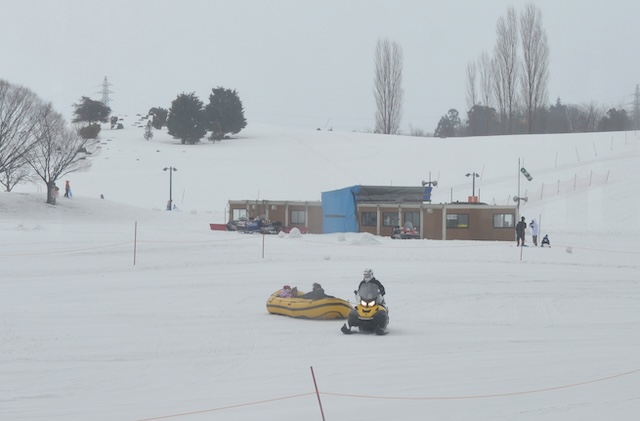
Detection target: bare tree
<box><xmin>26</xmin><ymin>104</ymin><xmax>99</xmax><ymax>204</ymax></box>
<box><xmin>465</xmin><ymin>61</ymin><xmax>477</xmax><ymax>111</ymax></box>
<box><xmin>373</xmin><ymin>38</ymin><xmax>404</xmax><ymax>134</ymax></box>
<box><xmin>493</xmin><ymin>6</ymin><xmax>519</xmax><ymax>134</ymax></box>
<box><xmin>567</xmin><ymin>102</ymin><xmax>604</xmax><ymax>133</ymax></box>
<box><xmin>520</xmin><ymin>3</ymin><xmax>549</xmax><ymax>133</ymax></box>
<box><xmin>477</xmin><ymin>51</ymin><xmax>493</xmax><ymax>107</ymax></box>
<box><xmin>0</xmin><ymin>80</ymin><xmax>43</xmax><ymax>190</ymax></box>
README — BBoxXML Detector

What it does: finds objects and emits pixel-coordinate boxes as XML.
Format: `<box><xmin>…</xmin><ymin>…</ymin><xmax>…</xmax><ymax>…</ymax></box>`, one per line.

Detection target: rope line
<box><xmin>136</xmin><ymin>392</ymin><xmax>315</xmax><ymax>421</ymax></box>
<box><xmin>322</xmin><ymin>367</ymin><xmax>640</xmax><ymax>400</ymax></box>
<box><xmin>0</xmin><ymin>241</ymin><xmax>132</xmax><ymax>257</ymax></box>
<box><xmin>0</xmin><ymin>235</ymin><xmax>255</xmax><ymax>257</ymax></box>
<box><xmin>136</xmin><ymin>367</ymin><xmax>640</xmax><ymax>420</ymax></box>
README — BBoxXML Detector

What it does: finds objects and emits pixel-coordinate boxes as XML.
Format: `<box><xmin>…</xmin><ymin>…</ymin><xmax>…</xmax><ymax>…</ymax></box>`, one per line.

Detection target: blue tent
<box><xmin>322</xmin><ymin>185</ymin><xmax>426</xmax><ymax>233</ymax></box>
<box><xmin>321</xmin><ymin>186</ymin><xmax>361</xmax><ymax>233</ymax></box>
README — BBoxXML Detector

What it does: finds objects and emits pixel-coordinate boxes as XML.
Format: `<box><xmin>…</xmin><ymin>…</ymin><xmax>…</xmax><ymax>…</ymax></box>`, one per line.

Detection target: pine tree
<box><xmin>204</xmin><ymin>87</ymin><xmax>247</xmax><ymax>141</ymax></box>
<box><xmin>72</xmin><ymin>97</ymin><xmax>111</xmax><ymax>125</ymax></box>
<box><xmin>148</xmin><ymin>107</ymin><xmax>168</xmax><ymax>129</ymax></box>
<box><xmin>166</xmin><ymin>93</ymin><xmax>207</xmax><ymax>144</ymax></box>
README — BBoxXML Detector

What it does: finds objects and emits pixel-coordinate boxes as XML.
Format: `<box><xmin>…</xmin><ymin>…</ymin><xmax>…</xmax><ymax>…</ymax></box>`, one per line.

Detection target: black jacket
<box><xmin>515</xmin><ymin>220</ymin><xmax>527</xmax><ymax>235</ymax></box>
<box><xmin>358</xmin><ymin>278</ymin><xmax>385</xmax><ymax>296</ymax></box>
<box><xmin>299</xmin><ymin>287</ymin><xmax>332</xmax><ymax>300</ymax></box>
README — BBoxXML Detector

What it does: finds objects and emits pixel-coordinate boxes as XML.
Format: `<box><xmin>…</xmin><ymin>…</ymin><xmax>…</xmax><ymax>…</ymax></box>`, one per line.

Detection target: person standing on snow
<box><xmin>530</xmin><ymin>218</ymin><xmax>540</xmax><ymax>246</ymax></box>
<box><xmin>515</xmin><ymin>216</ymin><xmax>527</xmax><ymax>246</ymax></box>
<box><xmin>64</xmin><ymin>180</ymin><xmax>71</xmax><ymax>198</ymax></box>
<box><xmin>356</xmin><ymin>269</ymin><xmax>386</xmax><ymax>304</ymax></box>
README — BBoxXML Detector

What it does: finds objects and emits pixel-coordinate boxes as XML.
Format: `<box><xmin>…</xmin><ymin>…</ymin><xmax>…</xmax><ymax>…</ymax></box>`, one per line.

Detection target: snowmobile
<box><xmin>244</xmin><ymin>217</ymin><xmax>283</xmax><ymax>234</ymax></box>
<box><xmin>341</xmin><ymin>282</ymin><xmax>389</xmax><ymax>335</ymax></box>
<box><xmin>391</xmin><ymin>221</ymin><xmax>420</xmax><ymax>239</ymax></box>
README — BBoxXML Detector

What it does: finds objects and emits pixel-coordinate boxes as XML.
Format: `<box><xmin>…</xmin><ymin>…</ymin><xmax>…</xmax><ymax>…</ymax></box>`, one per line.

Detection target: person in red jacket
<box><xmin>64</xmin><ymin>180</ymin><xmax>71</xmax><ymax>198</ymax></box>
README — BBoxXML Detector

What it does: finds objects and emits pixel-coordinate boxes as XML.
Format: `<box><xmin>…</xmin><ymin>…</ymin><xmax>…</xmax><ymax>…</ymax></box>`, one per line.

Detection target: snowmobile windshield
<box><xmin>358</xmin><ymin>282</ymin><xmax>381</xmax><ymax>301</ymax></box>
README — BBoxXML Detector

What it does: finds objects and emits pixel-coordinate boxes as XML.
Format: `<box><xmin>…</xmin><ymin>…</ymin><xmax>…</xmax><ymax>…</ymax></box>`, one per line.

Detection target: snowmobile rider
<box><xmin>356</xmin><ymin>269</ymin><xmax>386</xmax><ymax>304</ymax></box>
<box><xmin>299</xmin><ymin>283</ymin><xmax>332</xmax><ymax>300</ymax></box>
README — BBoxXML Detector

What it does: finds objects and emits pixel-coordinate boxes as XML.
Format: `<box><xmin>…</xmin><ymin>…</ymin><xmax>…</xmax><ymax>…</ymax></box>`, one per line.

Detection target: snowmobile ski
<box><xmin>341</xmin><ymin>323</ymin><xmax>388</xmax><ymax>335</ymax></box>
<box><xmin>341</xmin><ymin>323</ymin><xmax>354</xmax><ymax>334</ymax></box>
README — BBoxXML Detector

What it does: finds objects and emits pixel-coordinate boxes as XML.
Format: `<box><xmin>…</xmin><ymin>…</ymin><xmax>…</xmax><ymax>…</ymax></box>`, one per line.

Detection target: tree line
<box><xmin>147</xmin><ymin>87</ymin><xmax>246</xmax><ymax>144</ymax></box>
<box><xmin>372</xmin><ymin>4</ymin><xmax>640</xmax><ymax>137</ymax></box>
<box><xmin>434</xmin><ymin>4</ymin><xmax>638</xmax><ymax>137</ymax></box>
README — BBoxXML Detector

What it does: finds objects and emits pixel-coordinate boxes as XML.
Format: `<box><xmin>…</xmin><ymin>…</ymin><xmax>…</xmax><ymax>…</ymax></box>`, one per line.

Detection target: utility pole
<box><xmin>99</xmin><ymin>76</ymin><xmax>114</xmax><ymax>108</ymax></box>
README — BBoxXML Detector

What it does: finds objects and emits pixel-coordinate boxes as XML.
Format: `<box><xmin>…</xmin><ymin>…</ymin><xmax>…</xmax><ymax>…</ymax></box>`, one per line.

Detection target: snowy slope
<box><xmin>1</xmin><ymin>123</ymin><xmax>639</xmax><ymax>420</ymax></box>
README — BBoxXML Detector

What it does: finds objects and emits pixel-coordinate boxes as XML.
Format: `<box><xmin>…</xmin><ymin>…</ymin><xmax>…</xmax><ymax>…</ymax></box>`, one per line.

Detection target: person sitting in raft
<box><xmin>279</xmin><ymin>285</ymin><xmax>293</xmax><ymax>298</ymax></box>
<box><xmin>299</xmin><ymin>283</ymin><xmax>333</xmax><ymax>300</ymax></box>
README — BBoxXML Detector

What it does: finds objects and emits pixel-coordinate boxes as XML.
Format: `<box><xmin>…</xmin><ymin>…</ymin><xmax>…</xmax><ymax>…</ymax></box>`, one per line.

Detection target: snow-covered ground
<box><xmin>1</xmin><ymin>122</ymin><xmax>639</xmax><ymax>420</ymax></box>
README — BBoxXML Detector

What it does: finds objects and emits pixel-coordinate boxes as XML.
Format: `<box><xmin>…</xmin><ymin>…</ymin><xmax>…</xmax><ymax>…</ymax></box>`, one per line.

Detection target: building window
<box><xmin>446</xmin><ymin>213</ymin><xmax>469</xmax><ymax>228</ymax></box>
<box><xmin>382</xmin><ymin>212</ymin><xmax>399</xmax><ymax>227</ymax></box>
<box><xmin>493</xmin><ymin>213</ymin><xmax>515</xmax><ymax>228</ymax></box>
<box><xmin>290</xmin><ymin>210</ymin><xmax>306</xmax><ymax>224</ymax></box>
<box><xmin>232</xmin><ymin>208</ymin><xmax>247</xmax><ymax>220</ymax></box>
<box><xmin>404</xmin><ymin>211</ymin><xmax>420</xmax><ymax>229</ymax></box>
<box><xmin>361</xmin><ymin>212</ymin><xmax>377</xmax><ymax>226</ymax></box>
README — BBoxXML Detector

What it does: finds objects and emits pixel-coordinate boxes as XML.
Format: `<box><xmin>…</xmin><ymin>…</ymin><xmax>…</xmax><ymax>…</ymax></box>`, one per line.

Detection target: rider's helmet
<box><xmin>363</xmin><ymin>268</ymin><xmax>374</xmax><ymax>282</ymax></box>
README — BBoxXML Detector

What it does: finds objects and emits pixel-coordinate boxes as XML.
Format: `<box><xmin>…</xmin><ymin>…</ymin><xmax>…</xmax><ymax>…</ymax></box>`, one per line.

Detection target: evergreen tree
<box><xmin>204</xmin><ymin>87</ymin><xmax>247</xmax><ymax>141</ymax></box>
<box><xmin>148</xmin><ymin>107</ymin><xmax>168</xmax><ymax>129</ymax></box>
<box><xmin>548</xmin><ymin>98</ymin><xmax>569</xmax><ymax>133</ymax></box>
<box><xmin>72</xmin><ymin>96</ymin><xmax>111</xmax><ymax>124</ymax></box>
<box><xmin>434</xmin><ymin>109</ymin><xmax>461</xmax><ymax>138</ymax></box>
<box><xmin>597</xmin><ymin>108</ymin><xmax>629</xmax><ymax>132</ymax></box>
<box><xmin>166</xmin><ymin>93</ymin><xmax>207</xmax><ymax>144</ymax></box>
<box><xmin>466</xmin><ymin>105</ymin><xmax>501</xmax><ymax>136</ymax></box>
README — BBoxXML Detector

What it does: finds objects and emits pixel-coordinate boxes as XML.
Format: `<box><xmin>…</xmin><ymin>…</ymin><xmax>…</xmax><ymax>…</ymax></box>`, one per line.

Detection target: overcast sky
<box><xmin>2</xmin><ymin>0</ymin><xmax>639</xmax><ymax>132</ymax></box>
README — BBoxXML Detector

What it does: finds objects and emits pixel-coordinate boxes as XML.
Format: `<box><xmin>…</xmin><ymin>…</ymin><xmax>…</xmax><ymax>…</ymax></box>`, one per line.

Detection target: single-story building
<box><xmin>228</xmin><ymin>185</ymin><xmax>518</xmax><ymax>241</ymax></box>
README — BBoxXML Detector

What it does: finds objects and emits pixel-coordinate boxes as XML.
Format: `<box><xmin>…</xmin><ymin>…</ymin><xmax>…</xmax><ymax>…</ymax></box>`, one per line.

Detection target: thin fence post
<box><xmin>134</xmin><ymin>221</ymin><xmax>137</xmax><ymax>266</ymax></box>
<box><xmin>310</xmin><ymin>367</ymin><xmax>326</xmax><ymax>421</ymax></box>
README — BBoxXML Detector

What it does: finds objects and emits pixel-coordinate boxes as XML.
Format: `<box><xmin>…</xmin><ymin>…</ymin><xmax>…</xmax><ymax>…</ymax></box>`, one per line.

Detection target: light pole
<box><xmin>163</xmin><ymin>166</ymin><xmax>177</xmax><ymax>210</ymax></box>
<box><xmin>465</xmin><ymin>172</ymin><xmax>479</xmax><ymax>199</ymax></box>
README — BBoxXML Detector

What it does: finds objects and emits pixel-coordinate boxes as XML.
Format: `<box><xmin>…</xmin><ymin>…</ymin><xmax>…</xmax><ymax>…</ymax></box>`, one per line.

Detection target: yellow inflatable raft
<box><xmin>266</xmin><ymin>290</ymin><xmax>353</xmax><ymax>320</ymax></box>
